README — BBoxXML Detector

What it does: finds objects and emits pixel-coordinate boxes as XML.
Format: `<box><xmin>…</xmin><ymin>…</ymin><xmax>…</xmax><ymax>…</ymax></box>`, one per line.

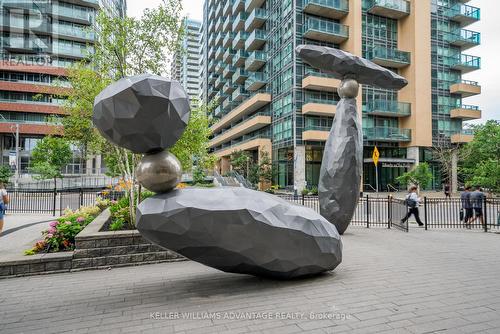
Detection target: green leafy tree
<box><xmin>30</xmin><ymin>137</ymin><xmax>72</xmax><ymax>189</ymax></box>
<box><xmin>461</xmin><ymin>120</ymin><xmax>500</xmax><ymax>192</ymax></box>
<box><xmin>396</xmin><ymin>162</ymin><xmax>433</xmax><ymax>190</ymax></box>
<box><xmin>0</xmin><ymin>165</ymin><xmax>13</xmax><ymax>184</ymax></box>
<box><xmin>62</xmin><ymin>2</ymin><xmax>184</xmax><ymax>224</ymax></box>
<box><xmin>230</xmin><ymin>150</ymin><xmax>250</xmax><ymax>177</ymax></box>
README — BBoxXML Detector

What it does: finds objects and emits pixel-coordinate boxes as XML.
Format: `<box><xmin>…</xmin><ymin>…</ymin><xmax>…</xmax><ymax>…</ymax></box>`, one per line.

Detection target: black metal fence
<box><xmin>5</xmin><ymin>188</ymin><xmax>123</xmax><ymax>216</ymax></box>
<box><xmin>278</xmin><ymin>194</ymin><xmax>500</xmax><ymax>232</ymax></box>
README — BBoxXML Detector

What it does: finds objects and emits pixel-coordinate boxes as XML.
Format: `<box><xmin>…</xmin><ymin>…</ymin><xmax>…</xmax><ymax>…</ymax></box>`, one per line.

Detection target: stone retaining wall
<box><xmin>0</xmin><ymin>209</ymin><xmax>185</xmax><ymax>278</ymax></box>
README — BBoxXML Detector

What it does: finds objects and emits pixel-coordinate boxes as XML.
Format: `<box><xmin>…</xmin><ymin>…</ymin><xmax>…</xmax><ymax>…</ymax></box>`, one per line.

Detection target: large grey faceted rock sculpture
<box><xmin>93</xmin><ymin>73</ymin><xmax>190</xmax><ymax>154</ymax></box>
<box><xmin>137</xmin><ymin>187</ymin><xmax>342</xmax><ymax>279</ymax></box>
<box><xmin>296</xmin><ymin>45</ymin><xmax>408</xmax><ymax>234</ymax></box>
<box><xmin>296</xmin><ymin>45</ymin><xmax>408</xmax><ymax>90</ymax></box>
<box><xmin>318</xmin><ymin>98</ymin><xmax>363</xmax><ymax>235</ymax></box>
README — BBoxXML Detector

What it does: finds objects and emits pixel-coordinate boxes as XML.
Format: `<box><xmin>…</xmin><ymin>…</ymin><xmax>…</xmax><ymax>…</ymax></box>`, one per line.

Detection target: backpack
<box><xmin>404</xmin><ymin>195</ymin><xmax>417</xmax><ymax>208</ymax></box>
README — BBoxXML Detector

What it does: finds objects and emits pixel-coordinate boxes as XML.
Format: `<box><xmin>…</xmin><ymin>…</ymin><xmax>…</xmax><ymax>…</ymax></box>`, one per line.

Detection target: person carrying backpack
<box><xmin>401</xmin><ymin>185</ymin><xmax>423</xmax><ymax>227</ymax></box>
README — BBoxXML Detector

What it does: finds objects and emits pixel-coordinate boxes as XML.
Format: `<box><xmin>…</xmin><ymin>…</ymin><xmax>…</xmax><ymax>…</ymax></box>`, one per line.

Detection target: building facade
<box><xmin>0</xmin><ymin>0</ymin><xmax>126</xmax><ymax>176</ymax></box>
<box><xmin>203</xmin><ymin>0</ymin><xmax>481</xmax><ymax>191</ymax></box>
<box><xmin>172</xmin><ymin>18</ymin><xmax>202</xmax><ymax>102</ymax></box>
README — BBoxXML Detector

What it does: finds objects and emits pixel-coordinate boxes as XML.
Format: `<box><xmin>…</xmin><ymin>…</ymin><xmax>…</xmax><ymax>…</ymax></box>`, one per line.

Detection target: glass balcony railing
<box><xmin>304</xmin><ymin>125</ymin><xmax>332</xmax><ymax>132</ymax></box>
<box><xmin>445</xmin><ymin>4</ymin><xmax>480</xmax><ymax>25</ymax></box>
<box><xmin>223</xmin><ymin>33</ymin><xmax>236</xmax><ymax>48</ymax></box>
<box><xmin>367</xmin><ymin>0</ymin><xmax>410</xmax><ymax>18</ymax></box>
<box><xmin>223</xmin><ymin>0</ymin><xmax>234</xmax><ymax>16</ymax></box>
<box><xmin>223</xmin><ymin>65</ymin><xmax>236</xmax><ymax>78</ymax></box>
<box><xmin>232</xmin><ymin>50</ymin><xmax>249</xmax><ymax>67</ymax></box>
<box><xmin>444</xmin><ymin>29</ymin><xmax>480</xmax><ymax>48</ymax></box>
<box><xmin>223</xmin><ymin>16</ymin><xmax>233</xmax><ymax>31</ymax></box>
<box><xmin>245</xmin><ymin>8</ymin><xmax>267</xmax><ymax>31</ymax></box>
<box><xmin>303</xmin><ymin>17</ymin><xmax>349</xmax><ymax>42</ymax></box>
<box><xmin>303</xmin><ymin>0</ymin><xmax>349</xmax><ymax>15</ymax></box>
<box><xmin>233</xmin><ymin>0</ymin><xmax>245</xmax><ymax>15</ymax></box>
<box><xmin>53</xmin><ymin>24</ymin><xmax>95</xmax><ymax>41</ymax></box>
<box><xmin>223</xmin><ymin>48</ymin><xmax>237</xmax><ymax>63</ymax></box>
<box><xmin>369</xmin><ymin>46</ymin><xmax>410</xmax><ymax>66</ymax></box>
<box><xmin>447</xmin><ymin>53</ymin><xmax>481</xmax><ymax>72</ymax></box>
<box><xmin>365</xmin><ymin>100</ymin><xmax>411</xmax><ymax>117</ymax></box>
<box><xmin>245</xmin><ymin>50</ymin><xmax>267</xmax><ymax>70</ymax></box>
<box><xmin>245</xmin><ymin>72</ymin><xmax>267</xmax><ymax>91</ymax></box>
<box><xmin>245</xmin><ymin>29</ymin><xmax>266</xmax><ymax>51</ymax></box>
<box><xmin>232</xmin><ymin>68</ymin><xmax>249</xmax><ymax>84</ymax></box>
<box><xmin>233</xmin><ymin>31</ymin><xmax>249</xmax><ymax>50</ymax></box>
<box><xmin>363</xmin><ymin>127</ymin><xmax>411</xmax><ymax>142</ymax></box>
<box><xmin>232</xmin><ymin>12</ymin><xmax>248</xmax><ymax>31</ymax></box>
<box><xmin>232</xmin><ymin>87</ymin><xmax>249</xmax><ymax>102</ymax></box>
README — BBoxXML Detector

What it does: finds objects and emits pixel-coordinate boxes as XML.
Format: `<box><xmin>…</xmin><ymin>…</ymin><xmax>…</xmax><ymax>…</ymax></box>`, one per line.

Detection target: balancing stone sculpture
<box><xmin>93</xmin><ymin>73</ymin><xmax>342</xmax><ymax>279</ymax></box>
<box><xmin>296</xmin><ymin>45</ymin><xmax>408</xmax><ymax>235</ymax></box>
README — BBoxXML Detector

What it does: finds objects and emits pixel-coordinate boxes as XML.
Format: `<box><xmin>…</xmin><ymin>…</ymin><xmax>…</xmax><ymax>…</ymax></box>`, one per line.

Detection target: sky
<box><xmin>127</xmin><ymin>0</ymin><xmax>499</xmax><ymax>123</ymax></box>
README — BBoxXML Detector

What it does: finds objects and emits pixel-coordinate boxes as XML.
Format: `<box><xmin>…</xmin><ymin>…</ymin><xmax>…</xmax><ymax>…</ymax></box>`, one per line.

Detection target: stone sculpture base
<box><xmin>137</xmin><ymin>187</ymin><xmax>342</xmax><ymax>279</ymax></box>
<box><xmin>319</xmin><ymin>98</ymin><xmax>363</xmax><ymax>235</ymax></box>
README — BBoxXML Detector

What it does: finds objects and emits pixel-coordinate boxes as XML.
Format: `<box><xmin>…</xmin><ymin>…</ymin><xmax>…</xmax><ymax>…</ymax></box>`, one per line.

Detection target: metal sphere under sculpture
<box><xmin>93</xmin><ymin>74</ymin><xmax>190</xmax><ymax>154</ymax></box>
<box><xmin>136</xmin><ymin>151</ymin><xmax>182</xmax><ymax>193</ymax></box>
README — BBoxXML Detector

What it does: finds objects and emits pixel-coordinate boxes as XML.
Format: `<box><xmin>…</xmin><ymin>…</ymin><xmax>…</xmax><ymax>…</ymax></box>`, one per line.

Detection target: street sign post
<box><xmin>372</xmin><ymin>146</ymin><xmax>380</xmax><ymax>192</ymax></box>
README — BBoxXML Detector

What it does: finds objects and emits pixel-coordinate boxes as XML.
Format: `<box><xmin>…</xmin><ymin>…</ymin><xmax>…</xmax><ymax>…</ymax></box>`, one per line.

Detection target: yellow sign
<box><xmin>372</xmin><ymin>146</ymin><xmax>380</xmax><ymax>166</ymax></box>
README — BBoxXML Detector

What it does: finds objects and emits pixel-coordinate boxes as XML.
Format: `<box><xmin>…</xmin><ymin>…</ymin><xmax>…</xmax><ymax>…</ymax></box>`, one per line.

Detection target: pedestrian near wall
<box><xmin>401</xmin><ymin>185</ymin><xmax>424</xmax><ymax>227</ymax></box>
<box><xmin>470</xmin><ymin>186</ymin><xmax>485</xmax><ymax>227</ymax></box>
<box><xmin>444</xmin><ymin>183</ymin><xmax>451</xmax><ymax>198</ymax></box>
<box><xmin>460</xmin><ymin>186</ymin><xmax>474</xmax><ymax>228</ymax></box>
<box><xmin>0</xmin><ymin>182</ymin><xmax>10</xmax><ymax>235</ymax></box>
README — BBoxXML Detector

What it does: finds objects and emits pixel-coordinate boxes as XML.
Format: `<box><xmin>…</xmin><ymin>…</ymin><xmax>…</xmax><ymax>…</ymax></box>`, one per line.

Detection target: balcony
<box><xmin>302</xmin><ymin>73</ymin><xmax>341</xmax><ymax>92</ymax></box>
<box><xmin>223</xmin><ymin>16</ymin><xmax>233</xmax><ymax>32</ymax></box>
<box><xmin>363</xmin><ymin>127</ymin><xmax>411</xmax><ymax>142</ymax></box>
<box><xmin>303</xmin><ymin>0</ymin><xmax>349</xmax><ymax>20</ymax></box>
<box><xmin>209</xmin><ymin>73</ymin><xmax>219</xmax><ymax>84</ymax></box>
<box><xmin>449</xmin><ymin>80</ymin><xmax>481</xmax><ymax>97</ymax></box>
<box><xmin>450</xmin><ymin>105</ymin><xmax>481</xmax><ymax>120</ymax></box>
<box><xmin>445</xmin><ymin>4</ymin><xmax>480</xmax><ymax>27</ymax></box>
<box><xmin>368</xmin><ymin>46</ymin><xmax>410</xmax><ymax>68</ymax></box>
<box><xmin>233</xmin><ymin>50</ymin><xmax>249</xmax><ymax>67</ymax></box>
<box><xmin>245</xmin><ymin>0</ymin><xmax>266</xmax><ymax>13</ymax></box>
<box><xmin>222</xmin><ymin>98</ymin><xmax>234</xmax><ymax>112</ymax></box>
<box><xmin>215</xmin><ymin>1</ymin><xmax>223</xmax><ymax>16</ymax></box>
<box><xmin>245</xmin><ymin>8</ymin><xmax>267</xmax><ymax>32</ymax></box>
<box><xmin>223</xmin><ymin>33</ymin><xmax>236</xmax><ymax>48</ymax></box>
<box><xmin>444</xmin><ymin>29</ymin><xmax>480</xmax><ymax>50</ymax></box>
<box><xmin>215</xmin><ymin>62</ymin><xmax>227</xmax><ymax>75</ymax></box>
<box><xmin>223</xmin><ymin>48</ymin><xmax>237</xmax><ymax>64</ymax></box>
<box><xmin>215</xmin><ymin>47</ymin><xmax>225</xmax><ymax>60</ymax></box>
<box><xmin>365</xmin><ymin>100</ymin><xmax>411</xmax><ymax>117</ymax></box>
<box><xmin>215</xmin><ymin>76</ymin><xmax>227</xmax><ymax>89</ymax></box>
<box><xmin>302</xmin><ymin>99</ymin><xmax>337</xmax><ymax>116</ymax></box>
<box><xmin>303</xmin><ymin>126</ymin><xmax>331</xmax><ymax>142</ymax></box>
<box><xmin>367</xmin><ymin>0</ymin><xmax>410</xmax><ymax>19</ymax></box>
<box><xmin>214</xmin><ymin>92</ymin><xmax>229</xmax><ymax>104</ymax></box>
<box><xmin>223</xmin><ymin>81</ymin><xmax>237</xmax><ymax>94</ymax></box>
<box><xmin>451</xmin><ymin>130</ymin><xmax>474</xmax><ymax>144</ymax></box>
<box><xmin>210</xmin><ymin>113</ymin><xmax>272</xmax><ymax>148</ymax></box>
<box><xmin>232</xmin><ymin>87</ymin><xmax>249</xmax><ymax>102</ymax></box>
<box><xmin>233</xmin><ymin>12</ymin><xmax>247</xmax><ymax>31</ymax></box>
<box><xmin>245</xmin><ymin>29</ymin><xmax>266</xmax><ymax>51</ymax></box>
<box><xmin>223</xmin><ymin>65</ymin><xmax>236</xmax><ymax>79</ymax></box>
<box><xmin>245</xmin><ymin>51</ymin><xmax>267</xmax><ymax>71</ymax></box>
<box><xmin>215</xmin><ymin>17</ymin><xmax>223</xmax><ymax>31</ymax></box>
<box><xmin>223</xmin><ymin>0</ymin><xmax>233</xmax><ymax>16</ymax></box>
<box><xmin>449</xmin><ymin>54</ymin><xmax>481</xmax><ymax>73</ymax></box>
<box><xmin>303</xmin><ymin>17</ymin><xmax>349</xmax><ymax>44</ymax></box>
<box><xmin>232</xmin><ymin>0</ymin><xmax>245</xmax><ymax>15</ymax></box>
<box><xmin>245</xmin><ymin>72</ymin><xmax>267</xmax><ymax>91</ymax></box>
<box><xmin>216</xmin><ymin>32</ymin><xmax>224</xmax><ymax>46</ymax></box>
<box><xmin>232</xmin><ymin>68</ymin><xmax>249</xmax><ymax>84</ymax></box>
<box><xmin>211</xmin><ymin>93</ymin><xmax>272</xmax><ymax>133</ymax></box>
<box><xmin>213</xmin><ymin>134</ymin><xmax>272</xmax><ymax>157</ymax></box>
<box><xmin>233</xmin><ymin>31</ymin><xmax>249</xmax><ymax>50</ymax></box>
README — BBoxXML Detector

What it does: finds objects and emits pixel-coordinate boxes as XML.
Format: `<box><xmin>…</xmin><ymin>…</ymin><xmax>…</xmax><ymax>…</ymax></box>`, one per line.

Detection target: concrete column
<box><xmin>407</xmin><ymin>146</ymin><xmax>420</xmax><ymax>166</ymax></box>
<box><xmin>294</xmin><ymin>145</ymin><xmax>306</xmax><ymax>193</ymax></box>
<box><xmin>220</xmin><ymin>156</ymin><xmax>230</xmax><ymax>175</ymax></box>
<box><xmin>451</xmin><ymin>150</ymin><xmax>458</xmax><ymax>194</ymax></box>
<box><xmin>85</xmin><ymin>156</ymin><xmax>93</xmax><ymax>175</ymax></box>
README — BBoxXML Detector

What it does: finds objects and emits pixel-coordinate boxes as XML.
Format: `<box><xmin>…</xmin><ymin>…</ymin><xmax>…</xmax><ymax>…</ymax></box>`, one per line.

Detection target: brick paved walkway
<box><xmin>1</xmin><ymin>227</ymin><xmax>499</xmax><ymax>334</ymax></box>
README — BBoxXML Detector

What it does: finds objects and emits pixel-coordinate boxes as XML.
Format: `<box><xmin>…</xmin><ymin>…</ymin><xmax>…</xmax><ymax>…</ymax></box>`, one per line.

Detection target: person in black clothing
<box><xmin>444</xmin><ymin>183</ymin><xmax>451</xmax><ymax>198</ymax></box>
<box><xmin>401</xmin><ymin>186</ymin><xmax>424</xmax><ymax>227</ymax></box>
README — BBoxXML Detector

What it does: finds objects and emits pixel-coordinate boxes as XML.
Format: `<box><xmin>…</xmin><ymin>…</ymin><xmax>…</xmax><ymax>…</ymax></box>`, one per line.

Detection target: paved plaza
<box><xmin>1</xmin><ymin>228</ymin><xmax>499</xmax><ymax>334</ymax></box>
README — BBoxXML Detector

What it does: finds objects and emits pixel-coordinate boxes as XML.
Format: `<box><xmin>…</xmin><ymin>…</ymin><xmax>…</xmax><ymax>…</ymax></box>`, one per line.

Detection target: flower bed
<box><xmin>25</xmin><ymin>205</ymin><xmax>103</xmax><ymax>255</ymax></box>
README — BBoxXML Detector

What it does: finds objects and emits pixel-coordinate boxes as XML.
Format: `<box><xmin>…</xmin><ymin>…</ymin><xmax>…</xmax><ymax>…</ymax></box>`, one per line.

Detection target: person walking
<box><xmin>460</xmin><ymin>186</ymin><xmax>474</xmax><ymax>228</ymax></box>
<box><xmin>401</xmin><ymin>185</ymin><xmax>424</xmax><ymax>227</ymax></box>
<box><xmin>470</xmin><ymin>186</ymin><xmax>485</xmax><ymax>227</ymax></box>
<box><xmin>444</xmin><ymin>183</ymin><xmax>451</xmax><ymax>198</ymax></box>
<box><xmin>0</xmin><ymin>182</ymin><xmax>9</xmax><ymax>235</ymax></box>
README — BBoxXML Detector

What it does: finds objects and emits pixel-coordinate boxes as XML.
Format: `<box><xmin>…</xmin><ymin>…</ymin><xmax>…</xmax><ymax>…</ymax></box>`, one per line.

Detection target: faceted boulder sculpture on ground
<box><xmin>296</xmin><ymin>45</ymin><xmax>408</xmax><ymax>235</ymax></box>
<box><xmin>93</xmin><ymin>73</ymin><xmax>190</xmax><ymax>154</ymax></box>
<box><xmin>137</xmin><ymin>187</ymin><xmax>342</xmax><ymax>279</ymax></box>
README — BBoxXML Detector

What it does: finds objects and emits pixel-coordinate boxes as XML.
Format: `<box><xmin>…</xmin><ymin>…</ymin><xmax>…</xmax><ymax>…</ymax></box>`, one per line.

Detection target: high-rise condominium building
<box><xmin>172</xmin><ymin>18</ymin><xmax>202</xmax><ymax>102</ymax></box>
<box><xmin>0</xmin><ymin>0</ymin><xmax>126</xmax><ymax>175</ymax></box>
<box><xmin>202</xmin><ymin>0</ymin><xmax>481</xmax><ymax>191</ymax></box>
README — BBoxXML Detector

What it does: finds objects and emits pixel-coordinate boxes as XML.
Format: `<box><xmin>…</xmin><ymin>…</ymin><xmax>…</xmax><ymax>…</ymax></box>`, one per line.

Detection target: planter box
<box><xmin>0</xmin><ymin>252</ymin><xmax>73</xmax><ymax>278</ymax></box>
<box><xmin>73</xmin><ymin>209</ymin><xmax>185</xmax><ymax>270</ymax></box>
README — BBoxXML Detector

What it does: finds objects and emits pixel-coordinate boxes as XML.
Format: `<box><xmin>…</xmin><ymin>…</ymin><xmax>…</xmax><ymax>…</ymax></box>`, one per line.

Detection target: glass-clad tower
<box><xmin>172</xmin><ymin>18</ymin><xmax>202</xmax><ymax>102</ymax></box>
<box><xmin>202</xmin><ymin>0</ymin><xmax>481</xmax><ymax>191</ymax></box>
<box><xmin>0</xmin><ymin>0</ymin><xmax>127</xmax><ymax>175</ymax></box>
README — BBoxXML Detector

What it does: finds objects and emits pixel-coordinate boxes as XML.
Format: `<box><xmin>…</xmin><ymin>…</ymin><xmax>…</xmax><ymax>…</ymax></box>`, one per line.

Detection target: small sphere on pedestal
<box><xmin>136</xmin><ymin>151</ymin><xmax>182</xmax><ymax>193</ymax></box>
<box><xmin>338</xmin><ymin>79</ymin><xmax>359</xmax><ymax>99</ymax></box>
